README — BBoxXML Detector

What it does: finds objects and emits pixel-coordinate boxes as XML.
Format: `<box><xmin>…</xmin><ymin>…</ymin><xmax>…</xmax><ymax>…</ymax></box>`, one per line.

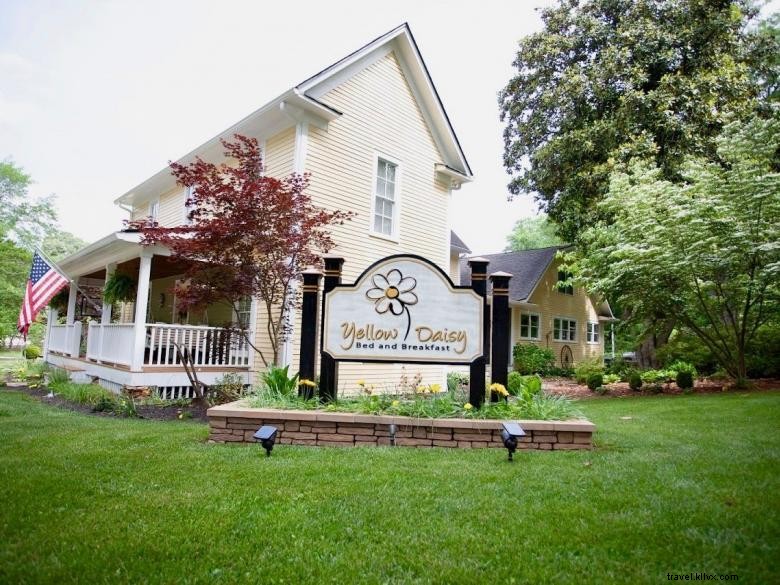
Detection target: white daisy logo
<box><xmin>365</xmin><ymin>268</ymin><xmax>418</xmax><ymax>339</ymax></box>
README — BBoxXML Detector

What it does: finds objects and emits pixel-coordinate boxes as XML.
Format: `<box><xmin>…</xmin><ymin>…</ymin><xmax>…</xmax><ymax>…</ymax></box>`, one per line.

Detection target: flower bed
<box><xmin>207</xmin><ymin>401</ymin><xmax>595</xmax><ymax>450</ymax></box>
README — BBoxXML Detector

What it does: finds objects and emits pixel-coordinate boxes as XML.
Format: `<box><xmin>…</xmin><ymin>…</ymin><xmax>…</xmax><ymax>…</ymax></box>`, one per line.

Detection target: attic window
<box><xmin>557</xmin><ymin>270</ymin><xmax>573</xmax><ymax>295</ymax></box>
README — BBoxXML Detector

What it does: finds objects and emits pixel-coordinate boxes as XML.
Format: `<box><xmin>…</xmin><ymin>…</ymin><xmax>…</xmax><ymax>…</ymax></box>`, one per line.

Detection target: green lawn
<box><xmin>0</xmin><ymin>390</ymin><xmax>778</xmax><ymax>584</ymax></box>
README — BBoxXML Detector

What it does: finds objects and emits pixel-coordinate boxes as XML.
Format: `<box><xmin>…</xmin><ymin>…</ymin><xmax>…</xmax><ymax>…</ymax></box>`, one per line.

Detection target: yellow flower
<box><xmin>490</xmin><ymin>383</ymin><xmax>509</xmax><ymax>397</ymax></box>
<box><xmin>357</xmin><ymin>380</ymin><xmax>366</xmax><ymax>386</ymax></box>
<box><xmin>416</xmin><ymin>384</ymin><xmax>427</xmax><ymax>394</ymax></box>
<box><xmin>464</xmin><ymin>403</ymin><xmax>473</xmax><ymax>410</ymax></box>
<box><xmin>391</xmin><ymin>400</ymin><xmax>400</xmax><ymax>407</ymax></box>
<box><xmin>430</xmin><ymin>383</ymin><xmax>442</xmax><ymax>393</ymax></box>
<box><xmin>299</xmin><ymin>379</ymin><xmax>317</xmax><ymax>388</ymax></box>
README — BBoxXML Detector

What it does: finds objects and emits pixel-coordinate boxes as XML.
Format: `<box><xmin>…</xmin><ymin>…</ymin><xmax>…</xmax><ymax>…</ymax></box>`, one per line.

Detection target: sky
<box><xmin>0</xmin><ymin>0</ymin><xmax>560</xmax><ymax>256</ymax></box>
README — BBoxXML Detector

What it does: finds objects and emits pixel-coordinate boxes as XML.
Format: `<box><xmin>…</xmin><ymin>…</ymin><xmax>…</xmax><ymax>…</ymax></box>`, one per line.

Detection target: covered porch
<box><xmin>44</xmin><ymin>231</ymin><xmax>253</xmax><ymax>396</ymax></box>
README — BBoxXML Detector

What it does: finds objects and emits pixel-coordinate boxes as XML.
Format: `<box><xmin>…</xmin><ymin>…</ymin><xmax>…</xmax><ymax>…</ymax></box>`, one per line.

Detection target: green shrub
<box><xmin>586</xmin><ymin>373</ymin><xmax>603</xmax><ymax>391</ymax></box>
<box><xmin>575</xmin><ymin>359</ymin><xmax>604</xmax><ymax>384</ymax></box>
<box><xmin>546</xmin><ymin>366</ymin><xmax>574</xmax><ymax>378</ymax></box>
<box><xmin>603</xmin><ymin>373</ymin><xmax>620</xmax><ymax>385</ymax></box>
<box><xmin>115</xmin><ymin>394</ymin><xmax>138</xmax><ymax>418</ymax></box>
<box><xmin>210</xmin><ymin>372</ymin><xmax>245</xmax><ymax>405</ymax></box>
<box><xmin>50</xmin><ymin>381</ymin><xmax>114</xmax><ymax>406</ymax></box>
<box><xmin>641</xmin><ymin>369</ymin><xmax>670</xmax><ymax>384</ymax></box>
<box><xmin>628</xmin><ymin>371</ymin><xmax>643</xmax><ymax>391</ymax></box>
<box><xmin>22</xmin><ymin>345</ymin><xmax>41</xmax><ymax>360</ymax></box>
<box><xmin>48</xmin><ymin>367</ymin><xmax>70</xmax><ymax>385</ymax></box>
<box><xmin>607</xmin><ymin>357</ymin><xmax>634</xmax><ymax>379</ymax></box>
<box><xmin>666</xmin><ymin>360</ymin><xmax>698</xmax><ymax>378</ymax></box>
<box><xmin>595</xmin><ymin>385</ymin><xmax>609</xmax><ymax>395</ymax></box>
<box><xmin>647</xmin><ymin>383</ymin><xmax>664</xmax><ymax>394</ymax></box>
<box><xmin>676</xmin><ymin>370</ymin><xmax>694</xmax><ymax>390</ymax></box>
<box><xmin>508</xmin><ymin>372</ymin><xmax>543</xmax><ymax>401</ymax></box>
<box><xmin>446</xmin><ymin>371</ymin><xmax>468</xmax><ymax>392</ymax></box>
<box><xmin>512</xmin><ymin>344</ymin><xmax>555</xmax><ymax>375</ymax></box>
<box><xmin>261</xmin><ymin>364</ymin><xmax>299</xmax><ymax>396</ymax></box>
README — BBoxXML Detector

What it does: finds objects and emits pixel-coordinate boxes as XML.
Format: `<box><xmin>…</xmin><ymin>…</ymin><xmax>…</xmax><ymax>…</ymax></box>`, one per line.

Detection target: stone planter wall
<box><xmin>207</xmin><ymin>402</ymin><xmax>594</xmax><ymax>450</ymax></box>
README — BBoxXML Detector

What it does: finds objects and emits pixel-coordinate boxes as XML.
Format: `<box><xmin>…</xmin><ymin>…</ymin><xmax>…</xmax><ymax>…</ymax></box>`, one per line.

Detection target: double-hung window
<box><xmin>557</xmin><ymin>270</ymin><xmax>574</xmax><ymax>295</ymax></box>
<box><xmin>520</xmin><ymin>313</ymin><xmax>540</xmax><ymax>340</ymax></box>
<box><xmin>553</xmin><ymin>317</ymin><xmax>577</xmax><ymax>342</ymax></box>
<box><xmin>587</xmin><ymin>322</ymin><xmax>600</xmax><ymax>343</ymax></box>
<box><xmin>149</xmin><ymin>199</ymin><xmax>160</xmax><ymax>223</ymax></box>
<box><xmin>373</xmin><ymin>157</ymin><xmax>398</xmax><ymax>238</ymax></box>
<box><xmin>236</xmin><ymin>296</ymin><xmax>252</xmax><ymax>329</ymax></box>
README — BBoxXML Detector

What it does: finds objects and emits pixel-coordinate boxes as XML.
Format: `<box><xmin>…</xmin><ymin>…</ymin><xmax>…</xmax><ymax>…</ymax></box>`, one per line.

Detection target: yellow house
<box><xmin>460</xmin><ymin>247</ymin><xmax>615</xmax><ymax>368</ymax></box>
<box><xmin>43</xmin><ymin>24</ymin><xmax>473</xmax><ymax>397</ymax></box>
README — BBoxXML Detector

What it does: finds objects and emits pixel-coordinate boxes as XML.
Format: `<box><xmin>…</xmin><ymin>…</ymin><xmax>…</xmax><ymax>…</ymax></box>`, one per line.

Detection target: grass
<box><xmin>0</xmin><ymin>390</ymin><xmax>778</xmax><ymax>583</ymax></box>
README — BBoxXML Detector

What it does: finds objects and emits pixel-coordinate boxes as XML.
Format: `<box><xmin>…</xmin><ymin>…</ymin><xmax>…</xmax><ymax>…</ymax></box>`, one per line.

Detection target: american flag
<box><xmin>17</xmin><ymin>252</ymin><xmax>70</xmax><ymax>336</ymax></box>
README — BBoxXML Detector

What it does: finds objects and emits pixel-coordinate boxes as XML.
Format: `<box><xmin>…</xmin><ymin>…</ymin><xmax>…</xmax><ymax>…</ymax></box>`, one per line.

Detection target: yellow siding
<box><xmin>241</xmin><ymin>51</ymin><xmax>451</xmax><ymax>390</ymax></box>
<box><xmin>303</xmin><ymin>51</ymin><xmax>450</xmax><ymax>391</ymax></box>
<box><xmin>510</xmin><ymin>258</ymin><xmax>604</xmax><ymax>366</ymax></box>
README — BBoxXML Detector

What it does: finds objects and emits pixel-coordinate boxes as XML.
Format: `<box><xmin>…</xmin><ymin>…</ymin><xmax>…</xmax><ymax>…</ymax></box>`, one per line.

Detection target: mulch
<box><xmin>2</xmin><ymin>383</ymin><xmax>209</xmax><ymax>422</ymax></box>
<box><xmin>543</xmin><ymin>377</ymin><xmax>780</xmax><ymax>399</ymax></box>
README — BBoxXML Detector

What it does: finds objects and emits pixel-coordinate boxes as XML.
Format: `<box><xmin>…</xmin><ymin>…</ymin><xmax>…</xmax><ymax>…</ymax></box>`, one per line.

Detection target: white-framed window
<box><xmin>553</xmin><ymin>317</ymin><xmax>577</xmax><ymax>342</ymax></box>
<box><xmin>371</xmin><ymin>155</ymin><xmax>400</xmax><ymax>239</ymax></box>
<box><xmin>149</xmin><ymin>199</ymin><xmax>160</xmax><ymax>222</ymax></box>
<box><xmin>557</xmin><ymin>270</ymin><xmax>574</xmax><ymax>295</ymax></box>
<box><xmin>183</xmin><ymin>186</ymin><xmax>195</xmax><ymax>225</ymax></box>
<box><xmin>520</xmin><ymin>313</ymin><xmax>540</xmax><ymax>340</ymax></box>
<box><xmin>587</xmin><ymin>322</ymin><xmax>600</xmax><ymax>343</ymax></box>
<box><xmin>236</xmin><ymin>296</ymin><xmax>252</xmax><ymax>328</ymax></box>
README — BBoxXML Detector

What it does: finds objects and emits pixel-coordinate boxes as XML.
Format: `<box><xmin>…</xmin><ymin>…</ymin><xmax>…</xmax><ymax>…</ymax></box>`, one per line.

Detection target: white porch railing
<box><xmin>49</xmin><ymin>323</ymin><xmax>82</xmax><ymax>357</ymax></box>
<box><xmin>86</xmin><ymin>322</ymin><xmax>135</xmax><ymax>367</ymax></box>
<box><xmin>82</xmin><ymin>323</ymin><xmax>250</xmax><ymax>369</ymax></box>
<box><xmin>145</xmin><ymin>324</ymin><xmax>250</xmax><ymax>367</ymax></box>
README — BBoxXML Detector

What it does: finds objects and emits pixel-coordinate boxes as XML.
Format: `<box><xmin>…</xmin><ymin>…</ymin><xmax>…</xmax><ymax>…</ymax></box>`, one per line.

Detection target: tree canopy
<box><xmin>568</xmin><ymin>115</ymin><xmax>780</xmax><ymax>385</ymax></box>
<box><xmin>499</xmin><ymin>0</ymin><xmax>777</xmax><ymax>241</ymax></box>
<box><xmin>142</xmin><ymin>134</ymin><xmax>353</xmax><ymax>367</ymax></box>
<box><xmin>504</xmin><ymin>214</ymin><xmax>564</xmax><ymax>251</ymax></box>
<box><xmin>0</xmin><ymin>160</ymin><xmax>56</xmax><ymax>250</ymax></box>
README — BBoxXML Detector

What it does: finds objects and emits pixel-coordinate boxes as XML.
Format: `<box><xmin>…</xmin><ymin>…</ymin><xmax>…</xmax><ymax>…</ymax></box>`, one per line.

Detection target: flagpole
<box><xmin>35</xmin><ymin>247</ymin><xmax>104</xmax><ymax>313</ymax></box>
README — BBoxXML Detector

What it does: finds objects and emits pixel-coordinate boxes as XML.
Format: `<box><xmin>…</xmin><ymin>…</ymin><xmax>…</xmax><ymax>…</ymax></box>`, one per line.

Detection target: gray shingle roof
<box><xmin>449</xmin><ymin>230</ymin><xmax>471</xmax><ymax>254</ymax></box>
<box><xmin>459</xmin><ymin>247</ymin><xmax>566</xmax><ymax>302</ymax></box>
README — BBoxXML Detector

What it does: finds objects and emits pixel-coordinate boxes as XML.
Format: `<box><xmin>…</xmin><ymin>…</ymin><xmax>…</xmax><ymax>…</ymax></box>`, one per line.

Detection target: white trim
<box><xmin>586</xmin><ymin>321</ymin><xmax>601</xmax><ymax>344</ymax></box>
<box><xmin>293</xmin><ymin>122</ymin><xmax>309</xmax><ymax>173</ymax></box>
<box><xmin>369</xmin><ymin>152</ymin><xmax>402</xmax><ymax>242</ymax></box>
<box><xmin>552</xmin><ymin>316</ymin><xmax>577</xmax><ymax>342</ymax></box>
<box><xmin>518</xmin><ymin>311</ymin><xmax>541</xmax><ymax>341</ymax></box>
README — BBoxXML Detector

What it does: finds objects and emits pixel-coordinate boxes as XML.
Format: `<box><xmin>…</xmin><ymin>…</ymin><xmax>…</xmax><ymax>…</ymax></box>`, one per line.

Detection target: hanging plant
<box><xmin>49</xmin><ymin>289</ymin><xmax>69</xmax><ymax>313</ymax></box>
<box><xmin>103</xmin><ymin>273</ymin><xmax>137</xmax><ymax>305</ymax></box>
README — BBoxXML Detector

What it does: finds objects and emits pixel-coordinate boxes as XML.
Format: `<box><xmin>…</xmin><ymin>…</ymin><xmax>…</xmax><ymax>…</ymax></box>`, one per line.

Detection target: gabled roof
<box><xmin>459</xmin><ymin>247</ymin><xmax>566</xmax><ymax>302</ymax></box>
<box><xmin>450</xmin><ymin>230</ymin><xmax>471</xmax><ymax>254</ymax></box>
<box><xmin>115</xmin><ymin>23</ymin><xmax>471</xmax><ymax>208</ymax></box>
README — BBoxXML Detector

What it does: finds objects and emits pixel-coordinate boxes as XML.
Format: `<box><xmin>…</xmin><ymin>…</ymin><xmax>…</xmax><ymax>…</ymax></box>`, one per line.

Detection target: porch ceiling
<box><xmin>81</xmin><ymin>256</ymin><xmax>194</xmax><ymax>281</ymax></box>
<box><xmin>58</xmin><ymin>231</ymin><xmax>171</xmax><ymax>279</ymax></box>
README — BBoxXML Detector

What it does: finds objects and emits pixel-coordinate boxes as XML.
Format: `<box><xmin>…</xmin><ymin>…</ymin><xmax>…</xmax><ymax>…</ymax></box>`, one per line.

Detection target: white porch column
<box><xmin>64</xmin><ymin>283</ymin><xmax>78</xmax><ymax>355</ymax></box>
<box><xmin>65</xmin><ymin>283</ymin><xmax>77</xmax><ymax>325</ymax></box>
<box><xmin>101</xmin><ymin>263</ymin><xmax>116</xmax><ymax>323</ymax></box>
<box><xmin>43</xmin><ymin>308</ymin><xmax>55</xmax><ymax>361</ymax></box>
<box><xmin>130</xmin><ymin>252</ymin><xmax>153</xmax><ymax>372</ymax></box>
<box><xmin>98</xmin><ymin>263</ymin><xmax>116</xmax><ymax>363</ymax></box>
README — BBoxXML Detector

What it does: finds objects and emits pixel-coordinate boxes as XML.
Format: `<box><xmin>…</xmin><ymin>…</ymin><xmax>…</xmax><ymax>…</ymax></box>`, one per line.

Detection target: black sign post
<box><xmin>489</xmin><ymin>271</ymin><xmax>512</xmax><ymax>402</ymax></box>
<box><xmin>298</xmin><ymin>268</ymin><xmax>322</xmax><ymax>399</ymax></box>
<box><xmin>467</xmin><ymin>257</ymin><xmax>489</xmax><ymax>408</ymax></box>
<box><xmin>318</xmin><ymin>256</ymin><xmax>344</xmax><ymax>403</ymax></box>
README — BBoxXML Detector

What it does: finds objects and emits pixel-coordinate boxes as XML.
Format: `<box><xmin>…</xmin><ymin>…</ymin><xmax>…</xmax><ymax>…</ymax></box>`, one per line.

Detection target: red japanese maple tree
<box><xmin>142</xmin><ymin>134</ymin><xmax>352</xmax><ymax>367</ymax></box>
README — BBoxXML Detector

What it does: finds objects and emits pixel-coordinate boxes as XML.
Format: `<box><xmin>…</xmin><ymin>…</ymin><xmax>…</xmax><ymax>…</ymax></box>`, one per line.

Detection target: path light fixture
<box><xmin>388</xmin><ymin>424</ymin><xmax>397</xmax><ymax>447</ymax></box>
<box><xmin>500</xmin><ymin>422</ymin><xmax>526</xmax><ymax>462</ymax></box>
<box><xmin>253</xmin><ymin>425</ymin><xmax>278</xmax><ymax>457</ymax></box>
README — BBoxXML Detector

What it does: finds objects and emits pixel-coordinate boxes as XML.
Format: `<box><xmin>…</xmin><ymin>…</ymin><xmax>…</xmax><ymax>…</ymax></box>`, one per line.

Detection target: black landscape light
<box><xmin>388</xmin><ymin>424</ymin><xmax>397</xmax><ymax>447</ymax></box>
<box><xmin>500</xmin><ymin>422</ymin><xmax>526</xmax><ymax>462</ymax></box>
<box><xmin>253</xmin><ymin>425</ymin><xmax>278</xmax><ymax>457</ymax></box>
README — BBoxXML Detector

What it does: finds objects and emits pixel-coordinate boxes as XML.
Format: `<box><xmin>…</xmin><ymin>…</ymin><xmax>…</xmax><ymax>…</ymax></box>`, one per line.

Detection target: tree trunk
<box><xmin>636</xmin><ymin>318</ymin><xmax>675</xmax><ymax>368</ymax></box>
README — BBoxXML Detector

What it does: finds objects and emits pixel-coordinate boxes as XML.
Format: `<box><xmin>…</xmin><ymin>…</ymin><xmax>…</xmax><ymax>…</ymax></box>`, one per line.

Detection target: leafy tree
<box><xmin>142</xmin><ymin>134</ymin><xmax>353</xmax><ymax>367</ymax></box>
<box><xmin>499</xmin><ymin>0</ymin><xmax>776</xmax><ymax>242</ymax></box>
<box><xmin>0</xmin><ymin>160</ymin><xmax>56</xmax><ymax>249</ymax></box>
<box><xmin>505</xmin><ymin>214</ymin><xmax>564</xmax><ymax>251</ymax></box>
<box><xmin>42</xmin><ymin>229</ymin><xmax>87</xmax><ymax>261</ymax></box>
<box><xmin>568</xmin><ymin>116</ymin><xmax>780</xmax><ymax>386</ymax></box>
<box><xmin>0</xmin><ymin>239</ymin><xmax>32</xmax><ymax>348</ymax></box>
